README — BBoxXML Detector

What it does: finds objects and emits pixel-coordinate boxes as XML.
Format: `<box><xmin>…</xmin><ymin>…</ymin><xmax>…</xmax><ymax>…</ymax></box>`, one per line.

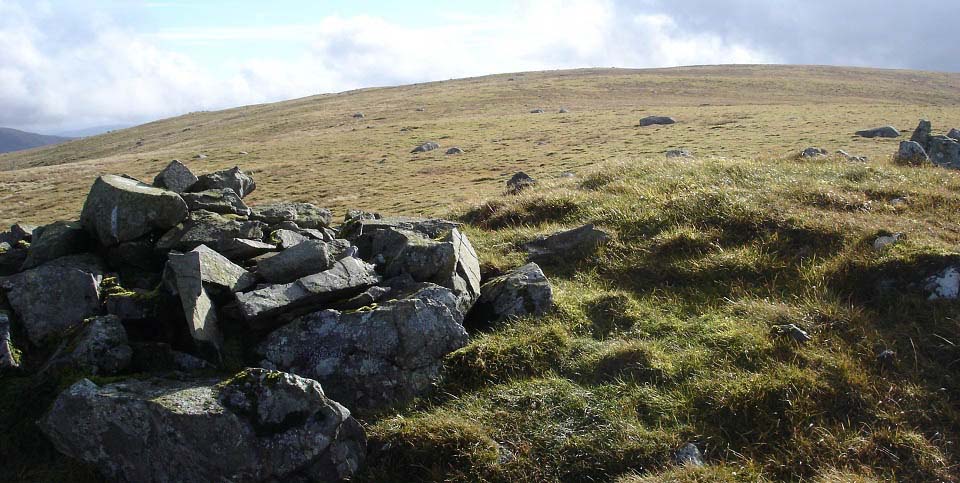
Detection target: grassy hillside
<box><xmin>1</xmin><ymin>65</ymin><xmax>959</xmax><ymax>226</ymax></box>
<box><xmin>0</xmin><ymin>127</ymin><xmax>72</xmax><ymax>155</ymax></box>
<box><xmin>3</xmin><ymin>65</ymin><xmax>960</xmax><ymax>481</ymax></box>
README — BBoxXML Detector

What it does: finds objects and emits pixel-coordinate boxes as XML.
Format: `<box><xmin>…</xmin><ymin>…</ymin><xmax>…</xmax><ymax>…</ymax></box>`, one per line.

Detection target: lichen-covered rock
<box><xmin>524</xmin><ymin>223</ymin><xmax>610</xmax><ymax>262</ymax></box>
<box><xmin>371</xmin><ymin>227</ymin><xmax>481</xmax><ymax>313</ymax></box>
<box><xmin>153</xmin><ymin>159</ymin><xmax>199</xmax><ymax>193</ymax></box>
<box><xmin>181</xmin><ymin>188</ymin><xmax>251</xmax><ymax>216</ymax></box>
<box><xmin>411</xmin><ymin>141</ymin><xmax>440</xmax><ymax>153</ymax></box>
<box><xmin>927</xmin><ymin>135</ymin><xmax>960</xmax><ymax>169</ymax></box>
<box><xmin>925</xmin><ymin>266</ymin><xmax>960</xmax><ymax>300</ymax></box>
<box><xmin>40</xmin><ymin>368</ymin><xmax>365</xmax><ymax>482</ymax></box>
<box><xmin>470</xmin><ymin>262</ymin><xmax>552</xmax><ymax>323</ymax></box>
<box><xmin>897</xmin><ymin>140</ymin><xmax>929</xmax><ymax>163</ymax></box>
<box><xmin>191</xmin><ymin>166</ymin><xmax>256</xmax><ymax>198</ymax></box>
<box><xmin>341</xmin><ymin>216</ymin><xmax>461</xmax><ymax>256</ymax></box>
<box><xmin>855</xmin><ymin>126</ymin><xmax>900</xmax><ymax>138</ymax></box>
<box><xmin>257</xmin><ymin>240</ymin><xmax>346</xmax><ymax>284</ymax></box>
<box><xmin>80</xmin><ymin>175</ymin><xmax>189</xmax><ymax>246</ymax></box>
<box><xmin>237</xmin><ymin>257</ymin><xmax>381</xmax><ymax>327</ymax></box>
<box><xmin>167</xmin><ymin>244</ymin><xmax>255</xmax><ymax>293</ymax></box>
<box><xmin>1</xmin><ymin>263</ymin><xmax>101</xmax><ymax>344</ymax></box>
<box><xmin>257</xmin><ymin>284</ymin><xmax>469</xmax><ymax>412</ymax></box>
<box><xmin>251</xmin><ymin>202</ymin><xmax>333</xmax><ymax>229</ymax></box>
<box><xmin>156</xmin><ymin>210</ymin><xmax>266</xmax><ymax>252</ymax></box>
<box><xmin>20</xmin><ymin>220</ymin><xmax>91</xmax><ymax>270</ymax></box>
<box><xmin>44</xmin><ymin>315</ymin><xmax>132</xmax><ymax>375</ymax></box>
<box><xmin>0</xmin><ymin>310</ymin><xmax>20</xmax><ymax>370</ymax></box>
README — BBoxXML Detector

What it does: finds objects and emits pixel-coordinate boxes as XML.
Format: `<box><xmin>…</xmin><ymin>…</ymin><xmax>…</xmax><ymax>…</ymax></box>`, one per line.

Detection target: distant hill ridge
<box><xmin>0</xmin><ymin>127</ymin><xmax>73</xmax><ymax>154</ymax></box>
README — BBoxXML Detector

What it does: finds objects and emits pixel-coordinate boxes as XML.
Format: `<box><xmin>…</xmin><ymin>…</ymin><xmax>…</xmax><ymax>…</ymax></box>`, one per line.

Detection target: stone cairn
<box><xmin>0</xmin><ymin>161</ymin><xmax>555</xmax><ymax>482</ymax></box>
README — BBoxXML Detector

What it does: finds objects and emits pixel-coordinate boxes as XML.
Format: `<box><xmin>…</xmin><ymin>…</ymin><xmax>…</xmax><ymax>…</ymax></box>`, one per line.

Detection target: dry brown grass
<box><xmin>1</xmin><ymin>65</ymin><xmax>959</xmax><ymax>226</ymax></box>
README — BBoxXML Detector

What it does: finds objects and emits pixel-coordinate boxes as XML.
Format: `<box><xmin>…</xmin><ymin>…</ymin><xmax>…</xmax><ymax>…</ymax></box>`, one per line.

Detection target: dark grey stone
<box><xmin>181</xmin><ymin>188</ymin><xmax>251</xmax><ymax>216</ymax></box>
<box><xmin>191</xmin><ymin>166</ymin><xmax>256</xmax><ymax>198</ymax></box>
<box><xmin>640</xmin><ymin>116</ymin><xmax>676</xmax><ymax>126</ymax></box>
<box><xmin>153</xmin><ymin>160</ymin><xmax>199</xmax><ymax>193</ymax></box>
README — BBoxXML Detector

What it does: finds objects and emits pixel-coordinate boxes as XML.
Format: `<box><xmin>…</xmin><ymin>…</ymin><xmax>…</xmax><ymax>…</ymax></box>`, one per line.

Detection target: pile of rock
<box><xmin>897</xmin><ymin>120</ymin><xmax>960</xmax><ymax>168</ymax></box>
<box><xmin>0</xmin><ymin>160</ymin><xmax>555</xmax><ymax>481</ymax></box>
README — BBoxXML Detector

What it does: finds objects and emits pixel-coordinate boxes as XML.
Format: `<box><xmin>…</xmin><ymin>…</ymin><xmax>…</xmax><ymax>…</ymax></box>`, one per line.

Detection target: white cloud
<box><xmin>0</xmin><ymin>0</ymin><xmax>775</xmax><ymax>133</ymax></box>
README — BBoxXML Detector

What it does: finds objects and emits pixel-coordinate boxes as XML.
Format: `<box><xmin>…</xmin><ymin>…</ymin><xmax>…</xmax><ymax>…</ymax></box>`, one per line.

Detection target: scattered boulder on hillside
<box><xmin>411</xmin><ymin>141</ymin><xmax>440</xmax><ymax>153</ymax></box>
<box><xmin>195</xmin><ymin>154</ymin><xmax>207</xmax><ymax>159</ymax></box>
<box><xmin>855</xmin><ymin>126</ymin><xmax>900</xmax><ymax>138</ymax></box>
<box><xmin>446</xmin><ymin>147</ymin><xmax>464</xmax><ymax>155</ymax></box>
<box><xmin>353</xmin><ymin>112</ymin><xmax>365</xmax><ymax>119</ymax></box>
<box><xmin>42</xmin><ymin>315</ymin><xmax>132</xmax><ymax>376</ymax></box>
<box><xmin>468</xmin><ymin>262</ymin><xmax>553</xmax><ymax>325</ymax></box>
<box><xmin>181</xmin><ymin>188</ymin><xmax>251</xmax><ymax>216</ymax></box>
<box><xmin>1</xmin><ymin>261</ymin><xmax>103</xmax><ymax>345</ymax></box>
<box><xmin>530</xmin><ymin>108</ymin><xmax>545</xmax><ymax>114</ymax></box>
<box><xmin>800</xmin><ymin>147</ymin><xmax>828</xmax><ymax>158</ymax></box>
<box><xmin>640</xmin><ymin>116</ymin><xmax>676</xmax><ymax>127</ymax></box>
<box><xmin>507</xmin><ymin>171</ymin><xmax>537</xmax><ymax>194</ymax></box>
<box><xmin>257</xmin><ymin>283</ymin><xmax>469</xmax><ymax>412</ymax></box>
<box><xmin>873</xmin><ymin>233</ymin><xmax>902</xmax><ymax>251</ymax></box>
<box><xmin>559</xmin><ymin>107</ymin><xmax>569</xmax><ymax>113</ymax></box>
<box><xmin>927</xmin><ymin>136</ymin><xmax>960</xmax><ymax>169</ymax></box>
<box><xmin>949</xmin><ymin>128</ymin><xmax>960</xmax><ymax>141</ymax></box>
<box><xmin>20</xmin><ymin>220</ymin><xmax>90</xmax><ymax>270</ymax></box>
<box><xmin>251</xmin><ymin>202</ymin><xmax>333</xmax><ymax>229</ymax></box>
<box><xmin>925</xmin><ymin>266</ymin><xmax>960</xmax><ymax>300</ymax></box>
<box><xmin>153</xmin><ymin>160</ymin><xmax>198</xmax><ymax>193</ymax></box>
<box><xmin>80</xmin><ymin>175</ymin><xmax>189</xmax><ymax>246</ymax></box>
<box><xmin>666</xmin><ymin>149</ymin><xmax>693</xmax><ymax>159</ymax></box>
<box><xmin>524</xmin><ymin>224</ymin><xmax>611</xmax><ymax>262</ymax></box>
<box><xmin>0</xmin><ymin>311</ymin><xmax>20</xmax><ymax>370</ymax></box>
<box><xmin>897</xmin><ymin>140</ymin><xmax>929</xmax><ymax>164</ymax></box>
<box><xmin>40</xmin><ymin>369</ymin><xmax>365</xmax><ymax>482</ymax></box>
<box><xmin>675</xmin><ymin>443</ymin><xmax>705</xmax><ymax>467</ymax></box>
<box><xmin>191</xmin><ymin>166</ymin><xmax>256</xmax><ymax>198</ymax></box>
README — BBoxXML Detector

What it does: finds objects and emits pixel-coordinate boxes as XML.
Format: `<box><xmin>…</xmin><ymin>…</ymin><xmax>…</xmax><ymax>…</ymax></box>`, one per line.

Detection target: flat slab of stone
<box><xmin>640</xmin><ymin>116</ymin><xmax>676</xmax><ymax>127</ymax></box>
<box><xmin>256</xmin><ymin>240</ymin><xmax>344</xmax><ymax>284</ymax></box>
<box><xmin>218</xmin><ymin>238</ymin><xmax>276</xmax><ymax>261</ymax></box>
<box><xmin>250</xmin><ymin>202</ymin><xmax>333</xmax><ymax>229</ymax></box>
<box><xmin>855</xmin><ymin>126</ymin><xmax>900</xmax><ymax>138</ymax></box>
<box><xmin>81</xmin><ymin>174</ymin><xmax>188</xmax><ymax>246</ymax></box>
<box><xmin>237</xmin><ymin>257</ymin><xmax>381</xmax><ymax>328</ymax></box>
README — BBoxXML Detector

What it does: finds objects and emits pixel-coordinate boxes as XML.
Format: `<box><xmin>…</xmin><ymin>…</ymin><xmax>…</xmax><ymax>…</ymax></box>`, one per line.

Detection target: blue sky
<box><xmin>1</xmin><ymin>0</ymin><xmax>955</xmax><ymax>133</ymax></box>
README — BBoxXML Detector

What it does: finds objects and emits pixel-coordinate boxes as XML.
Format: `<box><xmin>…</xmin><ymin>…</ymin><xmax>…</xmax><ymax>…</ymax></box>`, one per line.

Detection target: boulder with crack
<box><xmin>237</xmin><ymin>257</ymin><xmax>381</xmax><ymax>328</ymax></box>
<box><xmin>40</xmin><ymin>368</ymin><xmax>365</xmax><ymax>482</ymax></box>
<box><xmin>257</xmin><ymin>283</ymin><xmax>469</xmax><ymax>412</ymax></box>
<box><xmin>80</xmin><ymin>174</ymin><xmax>189</xmax><ymax>246</ymax></box>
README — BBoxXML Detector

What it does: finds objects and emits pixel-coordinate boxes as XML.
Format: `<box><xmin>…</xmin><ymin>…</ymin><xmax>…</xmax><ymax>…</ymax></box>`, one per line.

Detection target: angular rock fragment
<box><xmin>20</xmin><ymin>220</ymin><xmax>90</xmax><ymax>270</ymax></box>
<box><xmin>0</xmin><ymin>222</ymin><xmax>35</xmax><ymax>245</ymax></box>
<box><xmin>910</xmin><ymin>119</ymin><xmax>932</xmax><ymax>147</ymax></box>
<box><xmin>372</xmin><ymin>227</ymin><xmax>481</xmax><ymax>312</ymax></box>
<box><xmin>167</xmin><ymin>244</ymin><xmax>256</xmax><ymax>293</ymax></box>
<box><xmin>251</xmin><ymin>202</ymin><xmax>333</xmax><ymax>229</ymax></box>
<box><xmin>927</xmin><ymin>135</ymin><xmax>960</xmax><ymax>169</ymax></box>
<box><xmin>257</xmin><ymin>284</ymin><xmax>469</xmax><ymax>412</ymax></box>
<box><xmin>181</xmin><ymin>188</ymin><xmax>251</xmax><ymax>216</ymax></box>
<box><xmin>640</xmin><ymin>116</ymin><xmax>676</xmax><ymax>126</ymax></box>
<box><xmin>445</xmin><ymin>147</ymin><xmax>464</xmax><ymax>155</ymax></box>
<box><xmin>219</xmin><ymin>238</ymin><xmax>276</xmax><ymax>261</ymax></box>
<box><xmin>341</xmin><ymin>215</ymin><xmax>461</xmax><ymax>256</ymax></box>
<box><xmin>269</xmin><ymin>228</ymin><xmax>308</xmax><ymax>249</ymax></box>
<box><xmin>470</xmin><ymin>262</ymin><xmax>553</xmax><ymax>324</ymax></box>
<box><xmin>153</xmin><ymin>159</ymin><xmax>198</xmax><ymax>193</ymax></box>
<box><xmin>43</xmin><ymin>315</ymin><xmax>132</xmax><ymax>375</ymax></box>
<box><xmin>191</xmin><ymin>166</ymin><xmax>256</xmax><ymax>198</ymax></box>
<box><xmin>157</xmin><ymin>210</ymin><xmax>266</xmax><ymax>252</ymax></box>
<box><xmin>129</xmin><ymin>342</ymin><xmax>212</xmax><ymax>372</ymax></box>
<box><xmin>771</xmin><ymin>323</ymin><xmax>811</xmax><ymax>343</ymax></box>
<box><xmin>256</xmin><ymin>240</ymin><xmax>345</xmax><ymax>284</ymax></box>
<box><xmin>237</xmin><ymin>257</ymin><xmax>381</xmax><ymax>327</ymax></box>
<box><xmin>524</xmin><ymin>223</ymin><xmax>610</xmax><ymax>262</ymax></box>
<box><xmin>1</xmin><ymin>263</ymin><xmax>101</xmax><ymax>344</ymax></box>
<box><xmin>897</xmin><ymin>140</ymin><xmax>929</xmax><ymax>164</ymax></box>
<box><xmin>80</xmin><ymin>175</ymin><xmax>189</xmax><ymax>246</ymax></box>
<box><xmin>40</xmin><ymin>368</ymin><xmax>365</xmax><ymax>482</ymax></box>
